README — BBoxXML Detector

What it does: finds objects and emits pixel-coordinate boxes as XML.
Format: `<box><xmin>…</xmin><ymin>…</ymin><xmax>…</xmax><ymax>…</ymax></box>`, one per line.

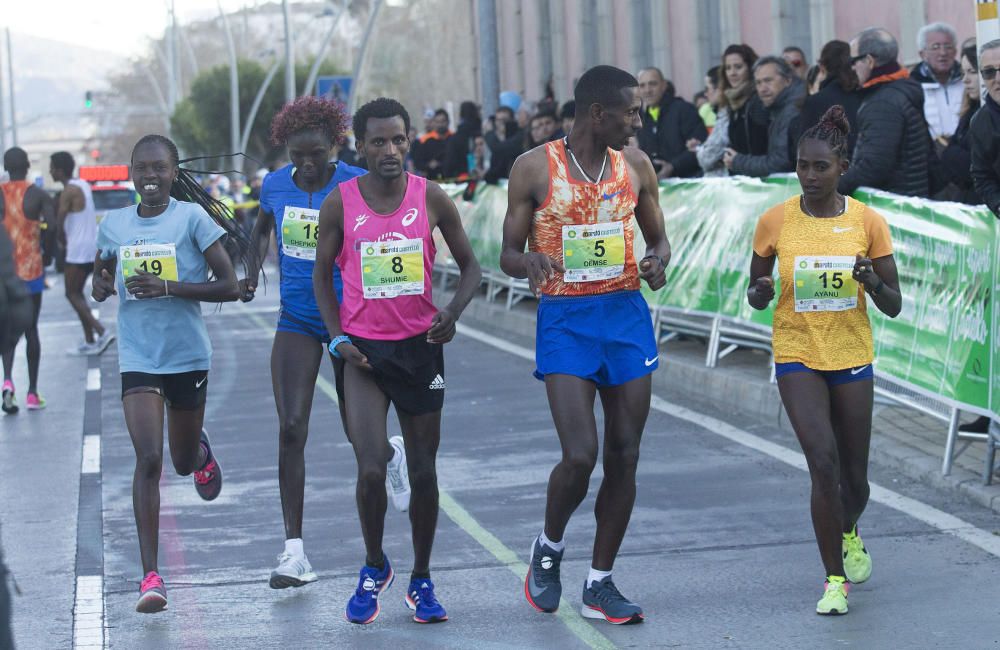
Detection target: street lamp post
<box><xmin>282</xmin><ymin>0</ymin><xmax>295</xmax><ymax>103</ymax></box>
<box><xmin>220</xmin><ymin>3</ymin><xmax>241</xmax><ymax>161</ymax></box>
<box><xmin>304</xmin><ymin>0</ymin><xmax>348</xmax><ymax>97</ymax></box>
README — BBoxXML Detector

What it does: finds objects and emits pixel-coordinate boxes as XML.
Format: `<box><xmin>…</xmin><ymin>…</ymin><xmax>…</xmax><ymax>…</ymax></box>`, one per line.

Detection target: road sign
<box><xmin>316</xmin><ymin>76</ymin><xmax>352</xmax><ymax>104</ymax></box>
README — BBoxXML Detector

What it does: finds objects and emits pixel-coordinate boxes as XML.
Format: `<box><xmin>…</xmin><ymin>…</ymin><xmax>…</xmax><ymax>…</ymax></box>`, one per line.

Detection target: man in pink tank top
<box><xmin>314</xmin><ymin>98</ymin><xmax>481</xmax><ymax>625</ymax></box>
<box><xmin>500</xmin><ymin>66</ymin><xmax>671</xmax><ymax>624</ymax></box>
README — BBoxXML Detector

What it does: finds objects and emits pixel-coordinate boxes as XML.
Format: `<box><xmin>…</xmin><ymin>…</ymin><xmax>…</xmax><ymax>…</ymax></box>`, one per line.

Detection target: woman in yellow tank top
<box><xmin>747</xmin><ymin>106</ymin><xmax>902</xmax><ymax>616</ymax></box>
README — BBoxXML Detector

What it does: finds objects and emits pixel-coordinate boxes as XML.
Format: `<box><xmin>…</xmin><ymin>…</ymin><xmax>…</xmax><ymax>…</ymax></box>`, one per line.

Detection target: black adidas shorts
<box><xmin>349</xmin><ymin>333</ymin><xmax>445</xmax><ymax>415</ymax></box>
<box><xmin>121</xmin><ymin>370</ymin><xmax>208</xmax><ymax>411</ymax></box>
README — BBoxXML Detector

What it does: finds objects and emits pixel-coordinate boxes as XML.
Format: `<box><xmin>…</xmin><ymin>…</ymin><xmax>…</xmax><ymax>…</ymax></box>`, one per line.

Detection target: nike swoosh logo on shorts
<box><xmin>850</xmin><ymin>365</ymin><xmax>869</xmax><ymax>375</ymax></box>
<box><xmin>832</xmin><ymin>226</ymin><xmax>853</xmax><ymax>233</ymax></box>
<box><xmin>195</xmin><ymin>376</ymin><xmax>207</xmax><ymax>388</ymax></box>
<box><xmin>602</xmin><ymin>189</ymin><xmax>624</xmax><ymax>201</ymax></box>
<box><xmin>644</xmin><ymin>356</ymin><xmax>658</xmax><ymax>367</ymax></box>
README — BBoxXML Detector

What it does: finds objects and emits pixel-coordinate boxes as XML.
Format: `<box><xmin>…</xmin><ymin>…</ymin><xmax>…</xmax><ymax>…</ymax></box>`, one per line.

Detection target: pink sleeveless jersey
<box><xmin>336</xmin><ymin>173</ymin><xmax>437</xmax><ymax>340</ymax></box>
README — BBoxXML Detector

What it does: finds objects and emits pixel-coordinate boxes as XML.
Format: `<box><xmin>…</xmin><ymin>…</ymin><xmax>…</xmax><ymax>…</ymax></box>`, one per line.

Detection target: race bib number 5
<box><xmin>361</xmin><ymin>239</ymin><xmax>425</xmax><ymax>299</ymax></box>
<box><xmin>561</xmin><ymin>222</ymin><xmax>625</xmax><ymax>282</ymax></box>
<box><xmin>281</xmin><ymin>207</ymin><xmax>320</xmax><ymax>260</ymax></box>
<box><xmin>120</xmin><ymin>243</ymin><xmax>178</xmax><ymax>301</ymax></box>
<box><xmin>793</xmin><ymin>255</ymin><xmax>858</xmax><ymax>312</ymax></box>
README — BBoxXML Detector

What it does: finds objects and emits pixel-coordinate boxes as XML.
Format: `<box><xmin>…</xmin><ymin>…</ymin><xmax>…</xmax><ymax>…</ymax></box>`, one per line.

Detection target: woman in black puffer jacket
<box><xmin>937</xmin><ymin>44</ymin><xmax>982</xmax><ymax>204</ymax></box>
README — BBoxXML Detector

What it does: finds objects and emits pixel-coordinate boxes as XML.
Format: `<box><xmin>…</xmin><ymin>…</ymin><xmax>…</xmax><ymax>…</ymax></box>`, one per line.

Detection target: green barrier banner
<box><xmin>444</xmin><ymin>177</ymin><xmax>998</xmax><ymax>419</ymax></box>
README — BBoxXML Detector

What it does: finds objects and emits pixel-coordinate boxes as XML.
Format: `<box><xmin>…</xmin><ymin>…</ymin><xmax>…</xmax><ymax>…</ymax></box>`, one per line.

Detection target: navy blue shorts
<box><xmin>534</xmin><ymin>290</ymin><xmax>658</xmax><ymax>388</ymax></box>
<box><xmin>774</xmin><ymin>362</ymin><xmax>873</xmax><ymax>387</ymax></box>
<box><xmin>275</xmin><ymin>280</ymin><xmax>343</xmax><ymax>343</ymax></box>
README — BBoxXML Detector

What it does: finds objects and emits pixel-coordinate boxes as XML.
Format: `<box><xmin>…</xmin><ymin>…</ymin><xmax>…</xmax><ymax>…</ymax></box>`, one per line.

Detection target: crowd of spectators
<box><xmin>401</xmin><ymin>20</ymin><xmax>998</xmax><ymax>219</ymax></box>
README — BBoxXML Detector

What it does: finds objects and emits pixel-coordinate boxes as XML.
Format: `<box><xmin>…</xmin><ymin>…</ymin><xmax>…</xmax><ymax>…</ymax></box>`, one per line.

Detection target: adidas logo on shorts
<box><xmin>428</xmin><ymin>374</ymin><xmax>446</xmax><ymax>390</ymax></box>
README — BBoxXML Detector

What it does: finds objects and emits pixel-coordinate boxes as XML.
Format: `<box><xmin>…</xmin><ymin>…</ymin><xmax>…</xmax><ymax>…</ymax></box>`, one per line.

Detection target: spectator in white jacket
<box><xmin>910</xmin><ymin>22</ymin><xmax>965</xmax><ymax>144</ymax></box>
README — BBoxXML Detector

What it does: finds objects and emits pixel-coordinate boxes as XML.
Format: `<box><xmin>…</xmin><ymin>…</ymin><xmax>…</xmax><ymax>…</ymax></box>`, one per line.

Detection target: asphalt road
<box><xmin>2</xmin><ymin>282</ymin><xmax>999</xmax><ymax>649</ymax></box>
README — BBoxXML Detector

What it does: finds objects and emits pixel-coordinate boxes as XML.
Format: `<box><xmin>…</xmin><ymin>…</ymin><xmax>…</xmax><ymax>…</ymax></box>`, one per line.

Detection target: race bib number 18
<box><xmin>120</xmin><ymin>243</ymin><xmax>178</xmax><ymax>301</ymax></box>
<box><xmin>281</xmin><ymin>207</ymin><xmax>320</xmax><ymax>260</ymax></box>
<box><xmin>360</xmin><ymin>239</ymin><xmax>425</xmax><ymax>299</ymax></box>
<box><xmin>793</xmin><ymin>255</ymin><xmax>858</xmax><ymax>312</ymax></box>
<box><xmin>561</xmin><ymin>221</ymin><xmax>625</xmax><ymax>282</ymax></box>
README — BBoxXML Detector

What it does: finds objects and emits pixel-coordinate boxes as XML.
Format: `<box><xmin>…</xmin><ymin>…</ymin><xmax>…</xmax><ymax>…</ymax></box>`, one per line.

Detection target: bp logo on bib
<box><xmin>567</xmin><ymin>229</ymin><xmax>577</xmax><ymax>239</ymax></box>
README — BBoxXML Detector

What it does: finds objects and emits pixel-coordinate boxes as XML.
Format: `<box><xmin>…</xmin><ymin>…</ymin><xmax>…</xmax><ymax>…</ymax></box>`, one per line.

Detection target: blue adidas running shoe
<box><xmin>405</xmin><ymin>577</ymin><xmax>449</xmax><ymax>623</ymax></box>
<box><xmin>345</xmin><ymin>556</ymin><xmax>394</xmax><ymax>625</ymax></box>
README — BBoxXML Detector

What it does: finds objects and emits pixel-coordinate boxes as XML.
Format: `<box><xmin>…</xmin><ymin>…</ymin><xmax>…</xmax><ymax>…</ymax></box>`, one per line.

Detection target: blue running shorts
<box><xmin>534</xmin><ymin>290</ymin><xmax>659</xmax><ymax>388</ymax></box>
<box><xmin>774</xmin><ymin>361</ymin><xmax>874</xmax><ymax>387</ymax></box>
<box><xmin>275</xmin><ymin>278</ymin><xmax>343</xmax><ymax>343</ymax></box>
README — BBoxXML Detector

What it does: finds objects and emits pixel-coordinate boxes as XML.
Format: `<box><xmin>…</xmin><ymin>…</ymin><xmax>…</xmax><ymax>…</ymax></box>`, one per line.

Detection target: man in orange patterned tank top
<box><xmin>501</xmin><ymin>65</ymin><xmax>671</xmax><ymax>624</ymax></box>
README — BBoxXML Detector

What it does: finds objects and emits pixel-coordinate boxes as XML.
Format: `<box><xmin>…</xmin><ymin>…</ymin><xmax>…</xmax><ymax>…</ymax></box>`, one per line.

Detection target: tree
<box><xmin>170</xmin><ymin>60</ymin><xmax>347</xmax><ymax>169</ymax></box>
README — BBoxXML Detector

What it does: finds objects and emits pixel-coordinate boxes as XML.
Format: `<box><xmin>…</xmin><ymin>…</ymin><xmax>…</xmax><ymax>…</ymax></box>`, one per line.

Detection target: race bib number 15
<box><xmin>793</xmin><ymin>255</ymin><xmax>858</xmax><ymax>312</ymax></box>
<box><xmin>120</xmin><ymin>243</ymin><xmax>178</xmax><ymax>301</ymax></box>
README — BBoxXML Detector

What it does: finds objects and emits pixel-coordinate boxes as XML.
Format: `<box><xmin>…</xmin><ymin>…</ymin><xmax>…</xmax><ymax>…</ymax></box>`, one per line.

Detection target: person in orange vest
<box><xmin>2</xmin><ymin>147</ymin><xmax>53</xmax><ymax>413</ymax></box>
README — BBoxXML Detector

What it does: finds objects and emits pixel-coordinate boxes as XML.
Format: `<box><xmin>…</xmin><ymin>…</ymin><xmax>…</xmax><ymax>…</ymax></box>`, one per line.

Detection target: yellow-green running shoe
<box><xmin>816</xmin><ymin>576</ymin><xmax>849</xmax><ymax>615</ymax></box>
<box><xmin>842</xmin><ymin>527</ymin><xmax>872</xmax><ymax>584</ymax></box>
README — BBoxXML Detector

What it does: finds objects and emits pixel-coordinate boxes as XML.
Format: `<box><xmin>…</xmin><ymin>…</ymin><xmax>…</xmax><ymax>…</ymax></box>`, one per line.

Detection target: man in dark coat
<box><xmin>636</xmin><ymin>67</ymin><xmax>707</xmax><ymax>179</ymax></box>
<box><xmin>970</xmin><ymin>39</ymin><xmax>1000</xmax><ymax>218</ymax></box>
<box><xmin>839</xmin><ymin>28</ymin><xmax>934</xmax><ymax>197</ymax></box>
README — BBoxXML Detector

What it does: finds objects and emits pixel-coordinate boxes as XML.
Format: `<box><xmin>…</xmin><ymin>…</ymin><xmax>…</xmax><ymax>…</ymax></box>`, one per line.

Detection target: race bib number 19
<box><xmin>793</xmin><ymin>255</ymin><xmax>858</xmax><ymax>312</ymax></box>
<box><xmin>360</xmin><ymin>239</ymin><xmax>425</xmax><ymax>299</ymax></box>
<box><xmin>561</xmin><ymin>222</ymin><xmax>625</xmax><ymax>282</ymax></box>
<box><xmin>281</xmin><ymin>207</ymin><xmax>320</xmax><ymax>260</ymax></box>
<box><xmin>120</xmin><ymin>243</ymin><xmax>178</xmax><ymax>301</ymax></box>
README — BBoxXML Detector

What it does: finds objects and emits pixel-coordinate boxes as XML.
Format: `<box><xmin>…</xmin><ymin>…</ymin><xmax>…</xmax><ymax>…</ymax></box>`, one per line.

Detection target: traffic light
<box><xmin>84</xmin><ymin>91</ymin><xmax>93</xmax><ymax>109</ymax></box>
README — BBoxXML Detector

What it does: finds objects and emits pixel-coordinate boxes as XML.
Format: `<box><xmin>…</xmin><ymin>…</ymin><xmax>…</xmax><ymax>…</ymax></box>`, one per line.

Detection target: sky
<box><xmin>2</xmin><ymin>0</ymin><xmax>313</xmax><ymax>58</ymax></box>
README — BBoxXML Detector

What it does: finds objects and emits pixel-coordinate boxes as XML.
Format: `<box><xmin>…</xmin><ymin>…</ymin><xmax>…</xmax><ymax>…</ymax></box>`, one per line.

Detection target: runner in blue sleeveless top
<box><xmin>240</xmin><ymin>97</ymin><xmax>411</xmax><ymax>589</ymax></box>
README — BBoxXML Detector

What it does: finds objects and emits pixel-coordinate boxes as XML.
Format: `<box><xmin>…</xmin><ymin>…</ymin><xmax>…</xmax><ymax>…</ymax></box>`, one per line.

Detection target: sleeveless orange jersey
<box><xmin>1</xmin><ymin>180</ymin><xmax>43</xmax><ymax>281</ymax></box>
<box><xmin>529</xmin><ymin>140</ymin><xmax>639</xmax><ymax>296</ymax></box>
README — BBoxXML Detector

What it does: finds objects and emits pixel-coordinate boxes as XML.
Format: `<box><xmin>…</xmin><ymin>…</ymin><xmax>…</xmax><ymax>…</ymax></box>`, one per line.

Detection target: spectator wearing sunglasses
<box><xmin>911</xmin><ymin>22</ymin><xmax>965</xmax><ymax>144</ymax></box>
<box><xmin>970</xmin><ymin>39</ymin><xmax>1000</xmax><ymax>218</ymax></box>
<box><xmin>782</xmin><ymin>46</ymin><xmax>809</xmax><ymax>81</ymax></box>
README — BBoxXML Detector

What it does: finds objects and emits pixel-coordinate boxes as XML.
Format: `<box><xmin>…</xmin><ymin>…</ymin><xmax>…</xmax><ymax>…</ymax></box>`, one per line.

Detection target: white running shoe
<box><xmin>89</xmin><ymin>331</ymin><xmax>116</xmax><ymax>355</ymax></box>
<box><xmin>269</xmin><ymin>552</ymin><xmax>318</xmax><ymax>589</ymax></box>
<box><xmin>386</xmin><ymin>435</ymin><xmax>411</xmax><ymax>512</ymax></box>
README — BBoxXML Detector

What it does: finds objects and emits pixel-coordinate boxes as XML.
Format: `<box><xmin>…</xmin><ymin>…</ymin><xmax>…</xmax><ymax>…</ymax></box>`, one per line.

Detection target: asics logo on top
<box><xmin>401</xmin><ymin>207</ymin><xmax>419</xmax><ymax>227</ymax></box>
<box><xmin>832</xmin><ymin>226</ymin><xmax>853</xmax><ymax>233</ymax></box>
<box><xmin>644</xmin><ymin>356</ymin><xmax>658</xmax><ymax>367</ymax></box>
<box><xmin>540</xmin><ymin>556</ymin><xmax>553</xmax><ymax>570</ymax></box>
<box><xmin>195</xmin><ymin>376</ymin><xmax>207</xmax><ymax>388</ymax></box>
<box><xmin>354</xmin><ymin>214</ymin><xmax>370</xmax><ymax>231</ymax></box>
<box><xmin>850</xmin><ymin>365</ymin><xmax>870</xmax><ymax>375</ymax></box>
<box><xmin>602</xmin><ymin>189</ymin><xmax>624</xmax><ymax>201</ymax></box>
<box><xmin>362</xmin><ymin>577</ymin><xmax>376</xmax><ymax>591</ymax></box>
<box><xmin>429</xmin><ymin>374</ymin><xmax>446</xmax><ymax>390</ymax></box>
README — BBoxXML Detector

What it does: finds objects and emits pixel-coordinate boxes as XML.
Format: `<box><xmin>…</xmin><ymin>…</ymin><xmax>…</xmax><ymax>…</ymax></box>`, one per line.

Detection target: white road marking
<box><xmin>73</xmin><ymin>575</ymin><xmax>105</xmax><ymax>649</ymax></box>
<box><xmin>81</xmin><ymin>436</ymin><xmax>101</xmax><ymax>475</ymax></box>
<box><xmin>458</xmin><ymin>323</ymin><xmax>1000</xmax><ymax>559</ymax></box>
<box><xmin>86</xmin><ymin>368</ymin><xmax>101</xmax><ymax>392</ymax></box>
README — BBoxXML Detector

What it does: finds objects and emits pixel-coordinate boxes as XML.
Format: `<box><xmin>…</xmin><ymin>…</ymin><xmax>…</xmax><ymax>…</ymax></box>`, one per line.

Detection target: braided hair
<box><xmin>130</xmin><ymin>134</ymin><xmax>256</xmax><ymax>278</ymax></box>
<box><xmin>798</xmin><ymin>105</ymin><xmax>850</xmax><ymax>160</ymax></box>
<box><xmin>270</xmin><ymin>96</ymin><xmax>350</xmax><ymax>146</ymax></box>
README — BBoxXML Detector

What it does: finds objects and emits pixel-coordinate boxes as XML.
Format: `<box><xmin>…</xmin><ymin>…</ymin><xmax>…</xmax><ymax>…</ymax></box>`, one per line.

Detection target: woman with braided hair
<box><xmin>238</xmin><ymin>97</ymin><xmax>411</xmax><ymax>590</ymax></box>
<box><xmin>91</xmin><ymin>133</ymin><xmax>255</xmax><ymax>613</ymax></box>
<box><xmin>747</xmin><ymin>106</ymin><xmax>902</xmax><ymax>616</ymax></box>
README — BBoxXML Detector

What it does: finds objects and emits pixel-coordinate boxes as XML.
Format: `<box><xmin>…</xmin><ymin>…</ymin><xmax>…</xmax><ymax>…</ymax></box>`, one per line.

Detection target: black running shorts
<box><xmin>349</xmin><ymin>333</ymin><xmax>445</xmax><ymax>415</ymax></box>
<box><xmin>121</xmin><ymin>370</ymin><xmax>209</xmax><ymax>410</ymax></box>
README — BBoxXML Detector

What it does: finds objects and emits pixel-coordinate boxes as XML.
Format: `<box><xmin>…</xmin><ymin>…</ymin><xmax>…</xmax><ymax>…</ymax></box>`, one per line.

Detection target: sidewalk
<box><xmin>441</xmin><ymin>283</ymin><xmax>1000</xmax><ymax>516</ymax></box>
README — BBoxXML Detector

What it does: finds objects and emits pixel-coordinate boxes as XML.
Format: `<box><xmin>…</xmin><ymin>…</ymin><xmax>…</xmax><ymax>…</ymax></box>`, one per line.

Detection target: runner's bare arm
<box><xmin>22</xmin><ymin>186</ymin><xmax>53</xmax><ymax>222</ymax></box>
<box><xmin>125</xmin><ymin>240</ymin><xmax>239</xmax><ymax>302</ymax></box>
<box><xmin>240</xmin><ymin>206</ymin><xmax>274</xmax><ymax>301</ymax></box>
<box><xmin>747</xmin><ymin>253</ymin><xmax>776</xmax><ymax>310</ymax></box>
<box><xmin>56</xmin><ymin>184</ymin><xmax>83</xmax><ymax>244</ymax></box>
<box><xmin>855</xmin><ymin>253</ymin><xmax>901</xmax><ymax>318</ymax></box>
<box><xmin>625</xmin><ymin>147</ymin><xmax>671</xmax><ymax>291</ymax></box>
<box><xmin>426</xmin><ymin>182</ymin><xmax>482</xmax><ymax>343</ymax></box>
<box><xmin>499</xmin><ymin>150</ymin><xmax>564</xmax><ymax>296</ymax></box>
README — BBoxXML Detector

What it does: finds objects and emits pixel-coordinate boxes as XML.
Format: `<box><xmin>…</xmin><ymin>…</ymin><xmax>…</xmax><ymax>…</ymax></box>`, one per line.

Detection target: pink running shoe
<box><xmin>136</xmin><ymin>571</ymin><xmax>167</xmax><ymax>613</ymax></box>
<box><xmin>1</xmin><ymin>380</ymin><xmax>17</xmax><ymax>415</ymax></box>
<box><xmin>25</xmin><ymin>393</ymin><xmax>46</xmax><ymax>411</ymax></box>
<box><xmin>193</xmin><ymin>429</ymin><xmax>223</xmax><ymax>501</ymax></box>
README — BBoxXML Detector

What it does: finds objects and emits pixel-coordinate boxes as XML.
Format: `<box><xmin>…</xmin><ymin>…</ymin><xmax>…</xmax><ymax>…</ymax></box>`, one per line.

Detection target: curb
<box><xmin>447</xmin><ymin>289</ymin><xmax>1000</xmax><ymax>517</ymax></box>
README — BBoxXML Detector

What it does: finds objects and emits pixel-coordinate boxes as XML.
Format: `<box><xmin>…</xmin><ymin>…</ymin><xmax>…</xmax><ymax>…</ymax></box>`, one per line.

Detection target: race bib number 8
<box><xmin>120</xmin><ymin>243</ymin><xmax>178</xmax><ymax>301</ymax></box>
<box><xmin>562</xmin><ymin>222</ymin><xmax>625</xmax><ymax>282</ymax></box>
<box><xmin>361</xmin><ymin>239</ymin><xmax>425</xmax><ymax>299</ymax></box>
<box><xmin>793</xmin><ymin>255</ymin><xmax>858</xmax><ymax>312</ymax></box>
<box><xmin>281</xmin><ymin>207</ymin><xmax>320</xmax><ymax>260</ymax></box>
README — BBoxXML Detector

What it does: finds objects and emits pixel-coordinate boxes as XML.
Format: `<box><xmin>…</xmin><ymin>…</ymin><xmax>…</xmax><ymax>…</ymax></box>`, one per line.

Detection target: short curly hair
<box><xmin>270</xmin><ymin>96</ymin><xmax>350</xmax><ymax>146</ymax></box>
<box><xmin>352</xmin><ymin>97</ymin><xmax>411</xmax><ymax>142</ymax></box>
